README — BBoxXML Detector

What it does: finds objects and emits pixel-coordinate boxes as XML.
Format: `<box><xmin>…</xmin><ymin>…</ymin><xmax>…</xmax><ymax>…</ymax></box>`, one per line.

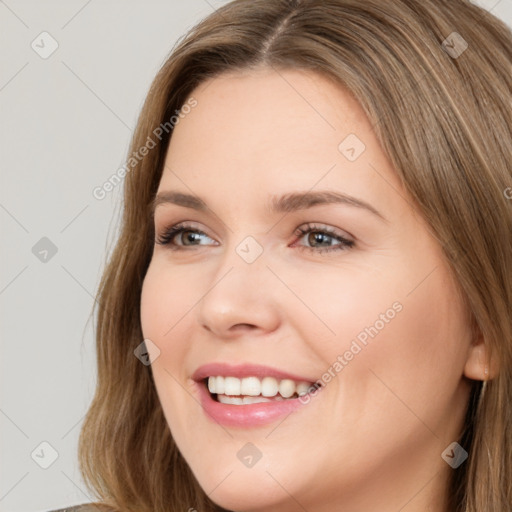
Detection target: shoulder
<box><xmin>46</xmin><ymin>504</ymin><xmax>115</xmax><ymax>512</ymax></box>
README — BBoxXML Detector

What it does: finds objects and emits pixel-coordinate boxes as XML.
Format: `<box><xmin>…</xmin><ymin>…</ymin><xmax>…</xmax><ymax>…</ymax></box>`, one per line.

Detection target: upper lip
<box><xmin>192</xmin><ymin>362</ymin><xmax>316</xmax><ymax>383</ymax></box>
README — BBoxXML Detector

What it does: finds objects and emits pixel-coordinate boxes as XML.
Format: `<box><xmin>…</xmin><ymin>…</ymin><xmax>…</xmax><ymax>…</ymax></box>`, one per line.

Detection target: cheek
<box><xmin>375</xmin><ymin>267</ymin><xmax>471</xmax><ymax>377</ymax></box>
<box><xmin>140</xmin><ymin>262</ymin><xmax>196</xmax><ymax>412</ymax></box>
<box><xmin>337</xmin><ymin>264</ymin><xmax>472</xmax><ymax>434</ymax></box>
<box><xmin>301</xmin><ymin>256</ymin><xmax>471</xmax><ymax>429</ymax></box>
<box><xmin>140</xmin><ymin>263</ymin><xmax>203</xmax><ymax>441</ymax></box>
<box><xmin>140</xmin><ymin>261</ymin><xmax>194</xmax><ymax>342</ymax></box>
<box><xmin>285</xmin><ymin>262</ymin><xmax>404</xmax><ymax>358</ymax></box>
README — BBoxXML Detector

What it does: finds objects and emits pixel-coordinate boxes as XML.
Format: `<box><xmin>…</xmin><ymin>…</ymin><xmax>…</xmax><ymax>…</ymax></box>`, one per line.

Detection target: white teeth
<box><xmin>218</xmin><ymin>395</ymin><xmax>274</xmax><ymax>405</ymax></box>
<box><xmin>215</xmin><ymin>376</ymin><xmax>225</xmax><ymax>394</ymax></box>
<box><xmin>296</xmin><ymin>382</ymin><xmax>312</xmax><ymax>396</ymax></box>
<box><xmin>278</xmin><ymin>379</ymin><xmax>296</xmax><ymax>398</ymax></box>
<box><xmin>261</xmin><ymin>376</ymin><xmax>279</xmax><ymax>397</ymax></box>
<box><xmin>207</xmin><ymin>375</ymin><xmax>313</xmax><ymax>400</ymax></box>
<box><xmin>218</xmin><ymin>395</ymin><xmax>244</xmax><ymax>405</ymax></box>
<box><xmin>240</xmin><ymin>376</ymin><xmax>261</xmax><ymax>396</ymax></box>
<box><xmin>223</xmin><ymin>376</ymin><xmax>241</xmax><ymax>395</ymax></box>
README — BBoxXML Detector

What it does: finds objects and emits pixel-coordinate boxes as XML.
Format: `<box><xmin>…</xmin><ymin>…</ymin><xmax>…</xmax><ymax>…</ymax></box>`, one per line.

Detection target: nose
<box><xmin>195</xmin><ymin>247</ymin><xmax>281</xmax><ymax>339</ymax></box>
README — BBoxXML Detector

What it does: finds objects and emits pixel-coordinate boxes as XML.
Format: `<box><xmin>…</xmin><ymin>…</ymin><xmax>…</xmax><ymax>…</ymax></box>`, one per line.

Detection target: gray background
<box><xmin>0</xmin><ymin>1</ymin><xmax>510</xmax><ymax>511</ymax></box>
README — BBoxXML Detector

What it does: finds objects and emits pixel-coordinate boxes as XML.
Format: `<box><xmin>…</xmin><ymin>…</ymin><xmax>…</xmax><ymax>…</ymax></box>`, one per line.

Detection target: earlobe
<box><xmin>463</xmin><ymin>333</ymin><xmax>499</xmax><ymax>381</ymax></box>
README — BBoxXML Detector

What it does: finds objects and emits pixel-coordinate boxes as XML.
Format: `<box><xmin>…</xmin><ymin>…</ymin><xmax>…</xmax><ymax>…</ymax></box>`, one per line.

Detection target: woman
<box><xmin>53</xmin><ymin>0</ymin><xmax>512</xmax><ymax>511</ymax></box>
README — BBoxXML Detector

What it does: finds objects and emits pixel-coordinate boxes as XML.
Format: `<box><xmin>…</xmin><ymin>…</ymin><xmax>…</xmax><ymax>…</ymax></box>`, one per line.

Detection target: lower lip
<box><xmin>195</xmin><ymin>380</ymin><xmax>320</xmax><ymax>428</ymax></box>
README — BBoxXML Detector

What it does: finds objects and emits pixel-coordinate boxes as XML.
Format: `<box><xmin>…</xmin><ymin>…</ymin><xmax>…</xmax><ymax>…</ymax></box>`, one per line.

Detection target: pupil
<box><xmin>310</xmin><ymin>232</ymin><xmax>328</xmax><ymax>246</ymax></box>
<box><xmin>184</xmin><ymin>231</ymin><xmax>198</xmax><ymax>245</ymax></box>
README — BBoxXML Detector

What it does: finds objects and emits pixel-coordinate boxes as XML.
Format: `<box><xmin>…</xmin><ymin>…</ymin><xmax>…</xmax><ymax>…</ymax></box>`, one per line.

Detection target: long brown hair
<box><xmin>78</xmin><ymin>1</ymin><xmax>512</xmax><ymax>510</ymax></box>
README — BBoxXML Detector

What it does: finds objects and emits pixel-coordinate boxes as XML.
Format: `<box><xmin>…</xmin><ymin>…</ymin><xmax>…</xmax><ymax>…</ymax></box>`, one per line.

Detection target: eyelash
<box><xmin>155</xmin><ymin>222</ymin><xmax>355</xmax><ymax>254</ymax></box>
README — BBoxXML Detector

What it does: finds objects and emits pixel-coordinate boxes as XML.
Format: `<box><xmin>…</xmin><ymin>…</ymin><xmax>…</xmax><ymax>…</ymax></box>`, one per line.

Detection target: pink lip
<box><xmin>192</xmin><ymin>362</ymin><xmax>322</xmax><ymax>428</ymax></box>
<box><xmin>192</xmin><ymin>362</ymin><xmax>317</xmax><ymax>383</ymax></box>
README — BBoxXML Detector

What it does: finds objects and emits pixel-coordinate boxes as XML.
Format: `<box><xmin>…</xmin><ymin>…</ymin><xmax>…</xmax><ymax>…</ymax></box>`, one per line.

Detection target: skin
<box><xmin>140</xmin><ymin>67</ymin><xmax>489</xmax><ymax>512</ymax></box>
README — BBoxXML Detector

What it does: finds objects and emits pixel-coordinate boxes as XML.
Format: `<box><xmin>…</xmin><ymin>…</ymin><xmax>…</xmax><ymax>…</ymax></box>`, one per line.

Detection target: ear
<box><xmin>463</xmin><ymin>327</ymin><xmax>499</xmax><ymax>381</ymax></box>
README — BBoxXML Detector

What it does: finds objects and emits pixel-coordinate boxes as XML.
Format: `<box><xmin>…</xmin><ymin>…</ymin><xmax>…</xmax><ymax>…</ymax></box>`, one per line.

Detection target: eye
<box><xmin>155</xmin><ymin>221</ymin><xmax>355</xmax><ymax>254</ymax></box>
<box><xmin>292</xmin><ymin>223</ymin><xmax>355</xmax><ymax>254</ymax></box>
<box><xmin>155</xmin><ymin>222</ymin><xmax>217</xmax><ymax>249</ymax></box>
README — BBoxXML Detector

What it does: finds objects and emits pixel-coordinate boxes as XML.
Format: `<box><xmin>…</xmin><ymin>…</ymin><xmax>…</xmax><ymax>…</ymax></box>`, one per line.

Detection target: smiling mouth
<box><xmin>204</xmin><ymin>375</ymin><xmax>319</xmax><ymax>404</ymax></box>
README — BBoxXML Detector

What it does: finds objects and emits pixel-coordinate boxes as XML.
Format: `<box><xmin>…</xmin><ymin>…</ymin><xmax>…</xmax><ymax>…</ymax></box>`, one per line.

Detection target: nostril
<box><xmin>231</xmin><ymin>323</ymin><xmax>257</xmax><ymax>332</ymax></box>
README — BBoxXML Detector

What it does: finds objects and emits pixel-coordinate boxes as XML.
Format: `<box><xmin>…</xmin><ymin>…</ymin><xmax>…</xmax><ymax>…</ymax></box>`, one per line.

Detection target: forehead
<box><xmin>167</xmin><ymin>67</ymin><xmax>368</xmax><ymax>160</ymax></box>
<box><xmin>158</xmin><ymin>67</ymin><xmax>405</xmax><ymax>220</ymax></box>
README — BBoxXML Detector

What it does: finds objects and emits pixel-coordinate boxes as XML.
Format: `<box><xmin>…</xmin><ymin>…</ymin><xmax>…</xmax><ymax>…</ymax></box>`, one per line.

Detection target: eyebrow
<box><xmin>152</xmin><ymin>190</ymin><xmax>387</xmax><ymax>222</ymax></box>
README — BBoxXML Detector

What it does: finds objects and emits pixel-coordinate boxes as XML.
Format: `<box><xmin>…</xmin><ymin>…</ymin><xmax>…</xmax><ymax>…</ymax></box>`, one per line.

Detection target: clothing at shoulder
<box><xmin>47</xmin><ymin>503</ymin><xmax>112</xmax><ymax>512</ymax></box>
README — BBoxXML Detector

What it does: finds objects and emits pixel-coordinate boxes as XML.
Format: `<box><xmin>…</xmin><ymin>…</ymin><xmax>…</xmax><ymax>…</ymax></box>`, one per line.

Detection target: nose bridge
<box><xmin>213</xmin><ymin>231</ymin><xmax>270</xmax><ymax>287</ymax></box>
<box><xmin>195</xmin><ymin>233</ymin><xmax>280</xmax><ymax>336</ymax></box>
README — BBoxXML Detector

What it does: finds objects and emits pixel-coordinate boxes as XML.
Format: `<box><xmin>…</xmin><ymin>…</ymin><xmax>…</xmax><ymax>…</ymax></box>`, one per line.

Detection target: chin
<box><xmin>185</xmin><ymin>452</ymin><xmax>312</xmax><ymax>512</ymax></box>
<box><xmin>204</xmin><ymin>474</ymin><xmax>294</xmax><ymax>512</ymax></box>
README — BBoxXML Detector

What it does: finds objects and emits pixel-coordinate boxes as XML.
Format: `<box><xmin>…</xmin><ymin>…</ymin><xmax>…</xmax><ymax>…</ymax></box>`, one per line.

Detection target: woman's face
<box><xmin>140</xmin><ymin>67</ymin><xmax>478</xmax><ymax>512</ymax></box>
